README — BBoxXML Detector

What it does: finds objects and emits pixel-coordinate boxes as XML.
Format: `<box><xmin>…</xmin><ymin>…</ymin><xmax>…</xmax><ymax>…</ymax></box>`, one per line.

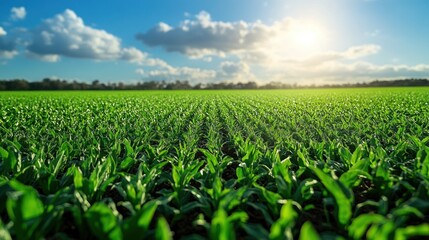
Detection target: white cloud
<box><xmin>292</xmin><ymin>44</ymin><xmax>381</xmax><ymax>66</ymax></box>
<box><xmin>0</xmin><ymin>50</ymin><xmax>18</xmax><ymax>59</ymax></box>
<box><xmin>0</xmin><ymin>31</ymin><xmax>18</xmax><ymax>59</ymax></box>
<box><xmin>135</xmin><ymin>68</ymin><xmax>145</xmax><ymax>75</ymax></box>
<box><xmin>26</xmin><ymin>51</ymin><xmax>60</xmax><ymax>62</ymax></box>
<box><xmin>28</xmin><ymin>9</ymin><xmax>122</xmax><ymax>60</ymax></box>
<box><xmin>343</xmin><ymin>44</ymin><xmax>381</xmax><ymax>59</ymax></box>
<box><xmin>121</xmin><ymin>47</ymin><xmax>148</xmax><ymax>63</ymax></box>
<box><xmin>136</xmin><ymin>11</ymin><xmax>277</xmax><ymax>58</ymax></box>
<box><xmin>264</xmin><ymin>60</ymin><xmax>429</xmax><ymax>84</ymax></box>
<box><xmin>11</xmin><ymin>7</ymin><xmax>26</xmax><ymax>21</ymax></box>
<box><xmin>319</xmin><ymin>62</ymin><xmax>429</xmax><ymax>77</ymax></box>
<box><xmin>0</xmin><ymin>27</ymin><xmax>6</xmax><ymax>36</ymax></box>
<box><xmin>220</xmin><ymin>61</ymin><xmax>249</xmax><ymax>76</ymax></box>
<box><xmin>157</xmin><ymin>22</ymin><xmax>172</xmax><ymax>32</ymax></box>
<box><xmin>27</xmin><ymin>9</ymin><xmax>154</xmax><ymax>65</ymax></box>
<box><xmin>218</xmin><ymin>61</ymin><xmax>255</xmax><ymax>82</ymax></box>
<box><xmin>137</xmin><ymin>11</ymin><xmax>345</xmax><ymax>64</ymax></box>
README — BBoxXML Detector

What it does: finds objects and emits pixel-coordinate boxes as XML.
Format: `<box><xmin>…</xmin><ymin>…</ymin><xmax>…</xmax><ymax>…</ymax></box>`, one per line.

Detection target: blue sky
<box><xmin>1</xmin><ymin>0</ymin><xmax>429</xmax><ymax>84</ymax></box>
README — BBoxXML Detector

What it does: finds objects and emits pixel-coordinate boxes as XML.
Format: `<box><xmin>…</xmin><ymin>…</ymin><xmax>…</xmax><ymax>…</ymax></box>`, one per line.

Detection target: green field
<box><xmin>1</xmin><ymin>88</ymin><xmax>429</xmax><ymax>239</ymax></box>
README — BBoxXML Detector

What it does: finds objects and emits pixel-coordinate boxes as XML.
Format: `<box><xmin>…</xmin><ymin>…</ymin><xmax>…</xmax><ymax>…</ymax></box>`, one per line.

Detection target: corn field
<box><xmin>1</xmin><ymin>88</ymin><xmax>429</xmax><ymax>239</ymax></box>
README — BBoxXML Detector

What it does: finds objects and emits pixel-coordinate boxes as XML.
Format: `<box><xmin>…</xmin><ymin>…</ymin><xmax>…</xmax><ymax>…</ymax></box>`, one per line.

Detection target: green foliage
<box><xmin>122</xmin><ymin>200</ymin><xmax>158</xmax><ymax>239</ymax></box>
<box><xmin>269</xmin><ymin>201</ymin><xmax>298</xmax><ymax>240</ymax></box>
<box><xmin>6</xmin><ymin>185</ymin><xmax>44</xmax><ymax>239</ymax></box>
<box><xmin>85</xmin><ymin>202</ymin><xmax>122</xmax><ymax>240</ymax></box>
<box><xmin>0</xmin><ymin>88</ymin><xmax>429</xmax><ymax>239</ymax></box>
<box><xmin>309</xmin><ymin>166</ymin><xmax>353</xmax><ymax>227</ymax></box>
<box><xmin>299</xmin><ymin>221</ymin><xmax>320</xmax><ymax>240</ymax></box>
<box><xmin>156</xmin><ymin>217</ymin><xmax>173</xmax><ymax>240</ymax></box>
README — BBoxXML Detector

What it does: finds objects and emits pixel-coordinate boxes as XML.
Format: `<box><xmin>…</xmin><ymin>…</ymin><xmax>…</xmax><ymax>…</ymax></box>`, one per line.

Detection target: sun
<box><xmin>267</xmin><ymin>20</ymin><xmax>328</xmax><ymax>60</ymax></box>
<box><xmin>290</xmin><ymin>23</ymin><xmax>323</xmax><ymax>48</ymax></box>
<box><xmin>293</xmin><ymin>28</ymin><xmax>319</xmax><ymax>47</ymax></box>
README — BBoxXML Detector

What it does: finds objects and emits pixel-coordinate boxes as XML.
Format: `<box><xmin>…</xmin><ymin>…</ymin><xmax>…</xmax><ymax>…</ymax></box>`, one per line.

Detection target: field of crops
<box><xmin>1</xmin><ymin>88</ymin><xmax>429</xmax><ymax>239</ymax></box>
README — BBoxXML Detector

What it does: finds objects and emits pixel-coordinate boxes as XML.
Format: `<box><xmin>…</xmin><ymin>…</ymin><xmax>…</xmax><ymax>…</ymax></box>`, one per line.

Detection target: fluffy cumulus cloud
<box><xmin>220</xmin><ymin>61</ymin><xmax>249</xmax><ymax>76</ymax></box>
<box><xmin>217</xmin><ymin>61</ymin><xmax>256</xmax><ymax>82</ymax></box>
<box><xmin>0</xmin><ymin>27</ymin><xmax>6</xmax><ymax>37</ymax></box>
<box><xmin>0</xmin><ymin>27</ymin><xmax>18</xmax><ymax>59</ymax></box>
<box><xmin>135</xmin><ymin>68</ymin><xmax>145</xmax><ymax>75</ymax></box>
<box><xmin>219</xmin><ymin>61</ymin><xmax>252</xmax><ymax>77</ymax></box>
<box><xmin>27</xmin><ymin>9</ymin><xmax>153</xmax><ymax>64</ymax></box>
<box><xmin>136</xmin><ymin>11</ymin><xmax>277</xmax><ymax>58</ymax></box>
<box><xmin>0</xmin><ymin>43</ymin><xmax>18</xmax><ymax>59</ymax></box>
<box><xmin>11</xmin><ymin>7</ymin><xmax>26</xmax><ymax>21</ymax></box>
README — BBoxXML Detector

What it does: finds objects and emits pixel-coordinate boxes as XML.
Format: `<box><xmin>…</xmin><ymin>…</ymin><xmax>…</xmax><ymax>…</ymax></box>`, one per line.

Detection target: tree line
<box><xmin>0</xmin><ymin>78</ymin><xmax>429</xmax><ymax>91</ymax></box>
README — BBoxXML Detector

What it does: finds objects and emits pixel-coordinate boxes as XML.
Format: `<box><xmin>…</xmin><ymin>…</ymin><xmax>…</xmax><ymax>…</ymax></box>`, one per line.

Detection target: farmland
<box><xmin>1</xmin><ymin>88</ymin><xmax>429</xmax><ymax>239</ymax></box>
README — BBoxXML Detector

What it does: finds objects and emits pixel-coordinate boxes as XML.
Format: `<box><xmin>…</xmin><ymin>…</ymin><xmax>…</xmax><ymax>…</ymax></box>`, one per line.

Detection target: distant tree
<box><xmin>91</xmin><ymin>80</ymin><xmax>100</xmax><ymax>90</ymax></box>
<box><xmin>7</xmin><ymin>79</ymin><xmax>29</xmax><ymax>90</ymax></box>
<box><xmin>0</xmin><ymin>77</ymin><xmax>428</xmax><ymax>91</ymax></box>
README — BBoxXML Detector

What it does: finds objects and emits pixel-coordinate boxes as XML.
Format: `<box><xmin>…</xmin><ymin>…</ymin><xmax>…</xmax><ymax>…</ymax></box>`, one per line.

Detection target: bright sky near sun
<box><xmin>1</xmin><ymin>0</ymin><xmax>429</xmax><ymax>84</ymax></box>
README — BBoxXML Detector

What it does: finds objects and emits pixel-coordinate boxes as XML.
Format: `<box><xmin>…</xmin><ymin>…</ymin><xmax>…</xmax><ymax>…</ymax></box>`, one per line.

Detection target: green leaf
<box><xmin>3</xmin><ymin>148</ymin><xmax>17</xmax><ymax>174</ymax></box>
<box><xmin>0</xmin><ymin>147</ymin><xmax>8</xmax><ymax>160</ymax></box>
<box><xmin>172</xmin><ymin>166</ymin><xmax>180</xmax><ymax>187</ymax></box>
<box><xmin>52</xmin><ymin>142</ymin><xmax>70</xmax><ymax>176</ymax></box>
<box><xmin>309</xmin><ymin>166</ymin><xmax>352</xmax><ymax>227</ymax></box>
<box><xmin>395</xmin><ymin>224</ymin><xmax>429</xmax><ymax>240</ymax></box>
<box><xmin>241</xmin><ymin>223</ymin><xmax>269</xmax><ymax>239</ymax></box>
<box><xmin>297</xmin><ymin>150</ymin><xmax>309</xmax><ymax>167</ymax></box>
<box><xmin>339</xmin><ymin>147</ymin><xmax>352</xmax><ymax>164</ymax></box>
<box><xmin>254</xmin><ymin>184</ymin><xmax>282</xmax><ymax>215</ymax></box>
<box><xmin>6</xmin><ymin>192</ymin><xmax>43</xmax><ymax>221</ymax></box>
<box><xmin>367</xmin><ymin>221</ymin><xmax>395</xmax><ymax>240</ymax></box>
<box><xmin>392</xmin><ymin>205</ymin><xmax>424</xmax><ymax>219</ymax></box>
<box><xmin>156</xmin><ymin>217</ymin><xmax>173</xmax><ymax>240</ymax></box>
<box><xmin>350</xmin><ymin>146</ymin><xmax>363</xmax><ymax>165</ymax></box>
<box><xmin>348</xmin><ymin>214</ymin><xmax>386</xmax><ymax>240</ymax></box>
<box><xmin>6</xmin><ymin>190</ymin><xmax>44</xmax><ymax>240</ymax></box>
<box><xmin>73</xmin><ymin>167</ymin><xmax>83</xmax><ymax>190</ymax></box>
<box><xmin>180</xmin><ymin>201</ymin><xmax>202</xmax><ymax>214</ymax></box>
<box><xmin>85</xmin><ymin>202</ymin><xmax>122</xmax><ymax>240</ymax></box>
<box><xmin>0</xmin><ymin>220</ymin><xmax>12</xmax><ymax>240</ymax></box>
<box><xmin>339</xmin><ymin>159</ymin><xmax>371</xmax><ymax>188</ymax></box>
<box><xmin>294</xmin><ymin>179</ymin><xmax>318</xmax><ymax>202</ymax></box>
<box><xmin>236</xmin><ymin>167</ymin><xmax>244</xmax><ymax>180</ymax></box>
<box><xmin>201</xmin><ymin>149</ymin><xmax>218</xmax><ymax>175</ymax></box>
<box><xmin>124</xmin><ymin>139</ymin><xmax>135</xmax><ymax>156</ymax></box>
<box><xmin>120</xmin><ymin>156</ymin><xmax>135</xmax><ymax>171</ymax></box>
<box><xmin>228</xmin><ymin>211</ymin><xmax>248</xmax><ymax>223</ymax></box>
<box><xmin>122</xmin><ymin>201</ymin><xmax>158</xmax><ymax>240</ymax></box>
<box><xmin>210</xmin><ymin>208</ymin><xmax>235</xmax><ymax>240</ymax></box>
<box><xmin>299</xmin><ymin>221</ymin><xmax>320</xmax><ymax>240</ymax></box>
<box><xmin>269</xmin><ymin>201</ymin><xmax>297</xmax><ymax>240</ymax></box>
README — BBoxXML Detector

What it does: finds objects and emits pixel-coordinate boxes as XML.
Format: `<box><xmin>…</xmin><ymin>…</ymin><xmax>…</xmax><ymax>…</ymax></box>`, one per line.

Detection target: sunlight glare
<box><xmin>268</xmin><ymin>19</ymin><xmax>329</xmax><ymax>60</ymax></box>
<box><xmin>293</xmin><ymin>27</ymin><xmax>319</xmax><ymax>47</ymax></box>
